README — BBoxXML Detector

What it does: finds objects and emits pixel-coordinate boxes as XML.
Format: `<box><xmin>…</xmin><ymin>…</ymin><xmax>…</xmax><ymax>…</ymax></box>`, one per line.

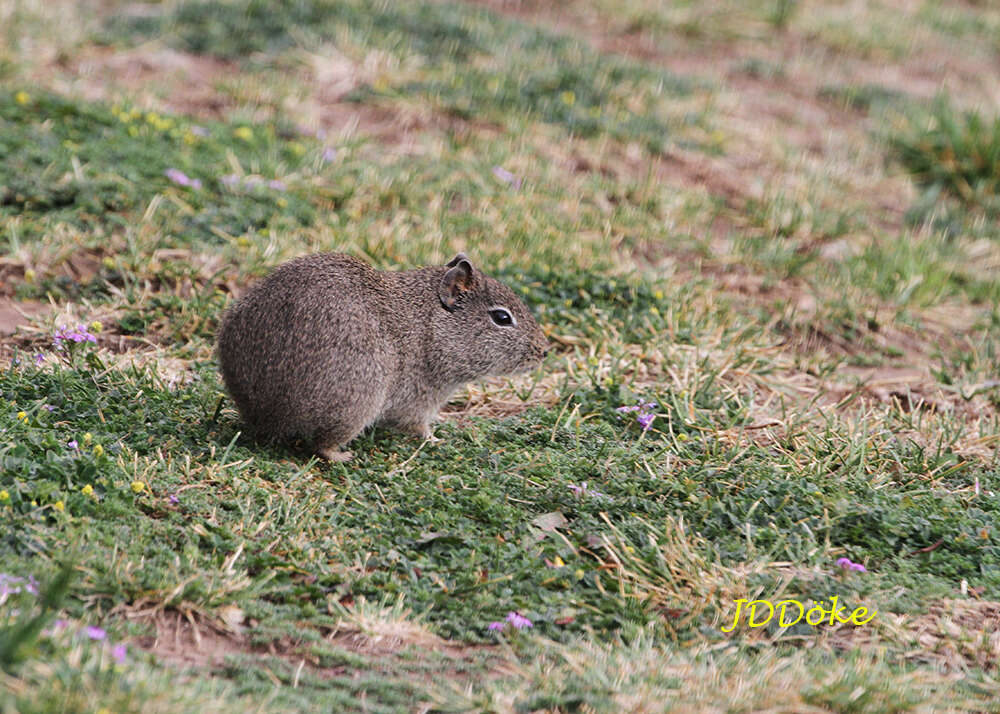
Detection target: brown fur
<box><xmin>217</xmin><ymin>253</ymin><xmax>548</xmax><ymax>459</ymax></box>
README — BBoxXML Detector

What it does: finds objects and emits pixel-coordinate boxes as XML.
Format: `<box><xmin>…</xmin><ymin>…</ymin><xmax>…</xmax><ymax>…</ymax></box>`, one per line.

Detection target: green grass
<box><xmin>105</xmin><ymin>0</ymin><xmax>707</xmax><ymax>154</ymax></box>
<box><xmin>889</xmin><ymin>98</ymin><xmax>1000</xmax><ymax>210</ymax></box>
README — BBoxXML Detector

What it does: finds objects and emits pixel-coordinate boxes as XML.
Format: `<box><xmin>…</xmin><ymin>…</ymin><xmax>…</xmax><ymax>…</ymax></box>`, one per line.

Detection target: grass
<box><xmin>2</xmin><ymin>0</ymin><xmax>1000</xmax><ymax>711</ymax></box>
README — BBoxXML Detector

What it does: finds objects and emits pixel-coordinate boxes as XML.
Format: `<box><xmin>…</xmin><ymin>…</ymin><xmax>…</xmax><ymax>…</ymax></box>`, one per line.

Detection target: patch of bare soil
<box><xmin>122</xmin><ymin>607</ymin><xmax>509</xmax><ymax>686</ymax></box>
<box><xmin>0</xmin><ymin>298</ymin><xmax>49</xmax><ymax>338</ymax></box>
<box><xmin>830</xmin><ymin>599</ymin><xmax>1000</xmax><ymax>672</ymax></box>
<box><xmin>48</xmin><ymin>44</ymin><xmax>500</xmax><ymax>151</ymax></box>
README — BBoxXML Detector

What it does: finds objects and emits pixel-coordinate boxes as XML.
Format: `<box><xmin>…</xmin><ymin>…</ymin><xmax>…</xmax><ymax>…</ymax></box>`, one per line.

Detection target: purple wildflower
<box><xmin>267</xmin><ymin>179</ymin><xmax>287</xmax><ymax>191</ymax></box>
<box><xmin>220</xmin><ymin>174</ymin><xmax>240</xmax><ymax>187</ymax></box>
<box><xmin>487</xmin><ymin>621</ymin><xmax>505</xmax><ymax>631</ymax></box>
<box><xmin>506</xmin><ymin>611</ymin><xmax>532</xmax><ymax>629</ymax></box>
<box><xmin>568</xmin><ymin>482</ymin><xmax>610</xmax><ymax>500</ymax></box>
<box><xmin>54</xmin><ymin>325</ymin><xmax>97</xmax><ymax>346</ymax></box>
<box><xmin>84</xmin><ymin>626</ymin><xmax>106</xmax><ymax>641</ymax></box>
<box><xmin>112</xmin><ymin>643</ymin><xmax>127</xmax><ymax>663</ymax></box>
<box><xmin>837</xmin><ymin>557</ymin><xmax>867</xmax><ymax>573</ymax></box>
<box><xmin>637</xmin><ymin>413</ymin><xmax>655</xmax><ymax>431</ymax></box>
<box><xmin>35</xmin><ymin>353</ymin><xmax>45</xmax><ymax>365</ymax></box>
<box><xmin>43</xmin><ymin>404</ymin><xmax>53</xmax><ymax>411</ymax></box>
<box><xmin>169</xmin><ymin>493</ymin><xmax>179</xmax><ymax>505</ymax></box>
<box><xmin>0</xmin><ymin>574</ymin><xmax>38</xmax><ymax>599</ymax></box>
<box><xmin>322</xmin><ymin>147</ymin><xmax>337</xmax><ymax>162</ymax></box>
<box><xmin>68</xmin><ymin>440</ymin><xmax>78</xmax><ymax>450</ymax></box>
<box><xmin>190</xmin><ymin>125</ymin><xmax>209</xmax><ymax>137</ymax></box>
<box><xmin>492</xmin><ymin>166</ymin><xmax>522</xmax><ymax>190</ymax></box>
<box><xmin>616</xmin><ymin>405</ymin><xmax>640</xmax><ymax>413</ymax></box>
<box><xmin>53</xmin><ymin>619</ymin><xmax>69</xmax><ymax>632</ymax></box>
<box><xmin>165</xmin><ymin>168</ymin><xmax>202</xmax><ymax>190</ymax></box>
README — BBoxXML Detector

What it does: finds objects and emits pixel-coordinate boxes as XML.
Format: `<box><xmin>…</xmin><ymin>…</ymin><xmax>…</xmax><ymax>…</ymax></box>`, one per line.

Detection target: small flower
<box><xmin>487</xmin><ymin>621</ymin><xmax>505</xmax><ymax>631</ymax></box>
<box><xmin>169</xmin><ymin>493</ymin><xmax>179</xmax><ymax>505</ymax></box>
<box><xmin>165</xmin><ymin>168</ymin><xmax>202</xmax><ymax>190</ymax></box>
<box><xmin>93</xmin><ymin>444</ymin><xmax>104</xmax><ymax>458</ymax></box>
<box><xmin>67</xmin><ymin>440</ymin><xmax>78</xmax><ymax>450</ymax></box>
<box><xmin>322</xmin><ymin>147</ymin><xmax>337</xmax><ymax>162</ymax></box>
<box><xmin>615</xmin><ymin>406</ymin><xmax>640</xmax><ymax>413</ymax></box>
<box><xmin>84</xmin><ymin>626</ymin><xmax>106</xmax><ymax>640</ymax></box>
<box><xmin>506</xmin><ymin>611</ymin><xmax>533</xmax><ymax>629</ymax></box>
<box><xmin>233</xmin><ymin>127</ymin><xmax>254</xmax><ymax>141</ymax></box>
<box><xmin>83</xmin><ymin>433</ymin><xmax>92</xmax><ymax>446</ymax></box>
<box><xmin>53</xmin><ymin>325</ymin><xmax>97</xmax><ymax>345</ymax></box>
<box><xmin>492</xmin><ymin>166</ymin><xmax>522</xmax><ymax>189</ymax></box>
<box><xmin>267</xmin><ymin>179</ymin><xmax>287</xmax><ymax>191</ymax></box>
<box><xmin>14</xmin><ymin>91</ymin><xmax>30</xmax><ymax>105</ymax></box>
<box><xmin>220</xmin><ymin>174</ymin><xmax>240</xmax><ymax>187</ymax></box>
<box><xmin>130</xmin><ymin>481</ymin><xmax>145</xmax><ymax>493</ymax></box>
<box><xmin>89</xmin><ymin>321</ymin><xmax>103</xmax><ymax>333</ymax></box>
<box><xmin>16</xmin><ymin>411</ymin><xmax>27</xmax><ymax>422</ymax></box>
<box><xmin>111</xmin><ymin>643</ymin><xmax>127</xmax><ymax>663</ymax></box>
<box><xmin>42</xmin><ymin>403</ymin><xmax>53</xmax><ymax>410</ymax></box>
<box><xmin>560</xmin><ymin>90</ymin><xmax>576</xmax><ymax>105</ymax></box>
<box><xmin>836</xmin><ymin>557</ymin><xmax>867</xmax><ymax>573</ymax></box>
<box><xmin>637</xmin><ymin>413</ymin><xmax>655</xmax><ymax>431</ymax></box>
<box><xmin>53</xmin><ymin>500</ymin><xmax>65</xmax><ymax>512</ymax></box>
<box><xmin>24</xmin><ymin>268</ymin><xmax>36</xmax><ymax>283</ymax></box>
<box><xmin>81</xmin><ymin>484</ymin><xmax>94</xmax><ymax>496</ymax></box>
<box><xmin>0</xmin><ymin>490</ymin><xmax>9</xmax><ymax>502</ymax></box>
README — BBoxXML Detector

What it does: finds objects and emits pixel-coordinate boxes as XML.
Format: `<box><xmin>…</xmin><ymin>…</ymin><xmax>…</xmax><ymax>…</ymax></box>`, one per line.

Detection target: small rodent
<box><xmin>217</xmin><ymin>252</ymin><xmax>549</xmax><ymax>461</ymax></box>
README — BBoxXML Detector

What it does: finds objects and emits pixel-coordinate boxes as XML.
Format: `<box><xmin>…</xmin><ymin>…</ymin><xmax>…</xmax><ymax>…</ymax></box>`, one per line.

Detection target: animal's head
<box><xmin>431</xmin><ymin>253</ymin><xmax>549</xmax><ymax>380</ymax></box>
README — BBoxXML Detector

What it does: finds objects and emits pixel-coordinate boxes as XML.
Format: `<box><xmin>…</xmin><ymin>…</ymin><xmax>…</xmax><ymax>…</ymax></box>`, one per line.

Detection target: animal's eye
<box><xmin>489</xmin><ymin>308</ymin><xmax>515</xmax><ymax>326</ymax></box>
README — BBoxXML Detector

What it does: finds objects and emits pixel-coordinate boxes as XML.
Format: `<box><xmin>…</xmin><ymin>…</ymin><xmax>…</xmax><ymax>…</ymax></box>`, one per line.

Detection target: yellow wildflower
<box><xmin>288</xmin><ymin>141</ymin><xmax>305</xmax><ymax>156</ymax></box>
<box><xmin>276</xmin><ymin>197</ymin><xmax>288</xmax><ymax>208</ymax></box>
<box><xmin>83</xmin><ymin>433</ymin><xmax>92</xmax><ymax>446</ymax></box>
<box><xmin>14</xmin><ymin>91</ymin><xmax>30</xmax><ymax>105</ymax></box>
<box><xmin>654</xmin><ymin>290</ymin><xmax>664</xmax><ymax>300</ymax></box>
<box><xmin>0</xmin><ymin>490</ymin><xmax>9</xmax><ymax>502</ymax></box>
<box><xmin>16</xmin><ymin>411</ymin><xmax>27</xmax><ymax>422</ymax></box>
<box><xmin>233</xmin><ymin>127</ymin><xmax>254</xmax><ymax>141</ymax></box>
<box><xmin>90</xmin><ymin>321</ymin><xmax>103</xmax><ymax>333</ymax></box>
<box><xmin>54</xmin><ymin>500</ymin><xmax>65</xmax><ymax>512</ymax></box>
<box><xmin>131</xmin><ymin>481</ymin><xmax>145</xmax><ymax>493</ymax></box>
<box><xmin>561</xmin><ymin>90</ymin><xmax>576</xmax><ymax>106</ymax></box>
<box><xmin>24</xmin><ymin>268</ymin><xmax>36</xmax><ymax>283</ymax></box>
<box><xmin>81</xmin><ymin>484</ymin><xmax>94</xmax><ymax>496</ymax></box>
<box><xmin>93</xmin><ymin>444</ymin><xmax>104</xmax><ymax>458</ymax></box>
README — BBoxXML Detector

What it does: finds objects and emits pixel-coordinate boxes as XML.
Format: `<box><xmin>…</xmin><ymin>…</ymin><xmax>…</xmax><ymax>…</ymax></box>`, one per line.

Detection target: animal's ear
<box><xmin>439</xmin><ymin>257</ymin><xmax>475</xmax><ymax>310</ymax></box>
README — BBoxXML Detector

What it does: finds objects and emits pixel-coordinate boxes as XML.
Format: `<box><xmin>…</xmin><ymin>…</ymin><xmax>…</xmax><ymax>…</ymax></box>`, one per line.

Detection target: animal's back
<box><xmin>217</xmin><ymin>253</ymin><xmax>395</xmax><ymax>441</ymax></box>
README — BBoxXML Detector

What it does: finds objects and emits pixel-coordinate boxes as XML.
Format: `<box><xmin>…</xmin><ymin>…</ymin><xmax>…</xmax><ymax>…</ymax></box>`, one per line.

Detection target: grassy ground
<box><xmin>2</xmin><ymin>0</ymin><xmax>1000</xmax><ymax>711</ymax></box>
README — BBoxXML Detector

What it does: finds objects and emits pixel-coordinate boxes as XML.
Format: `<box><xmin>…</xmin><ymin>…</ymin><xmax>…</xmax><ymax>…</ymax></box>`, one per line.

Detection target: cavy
<box><xmin>217</xmin><ymin>253</ymin><xmax>548</xmax><ymax>461</ymax></box>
